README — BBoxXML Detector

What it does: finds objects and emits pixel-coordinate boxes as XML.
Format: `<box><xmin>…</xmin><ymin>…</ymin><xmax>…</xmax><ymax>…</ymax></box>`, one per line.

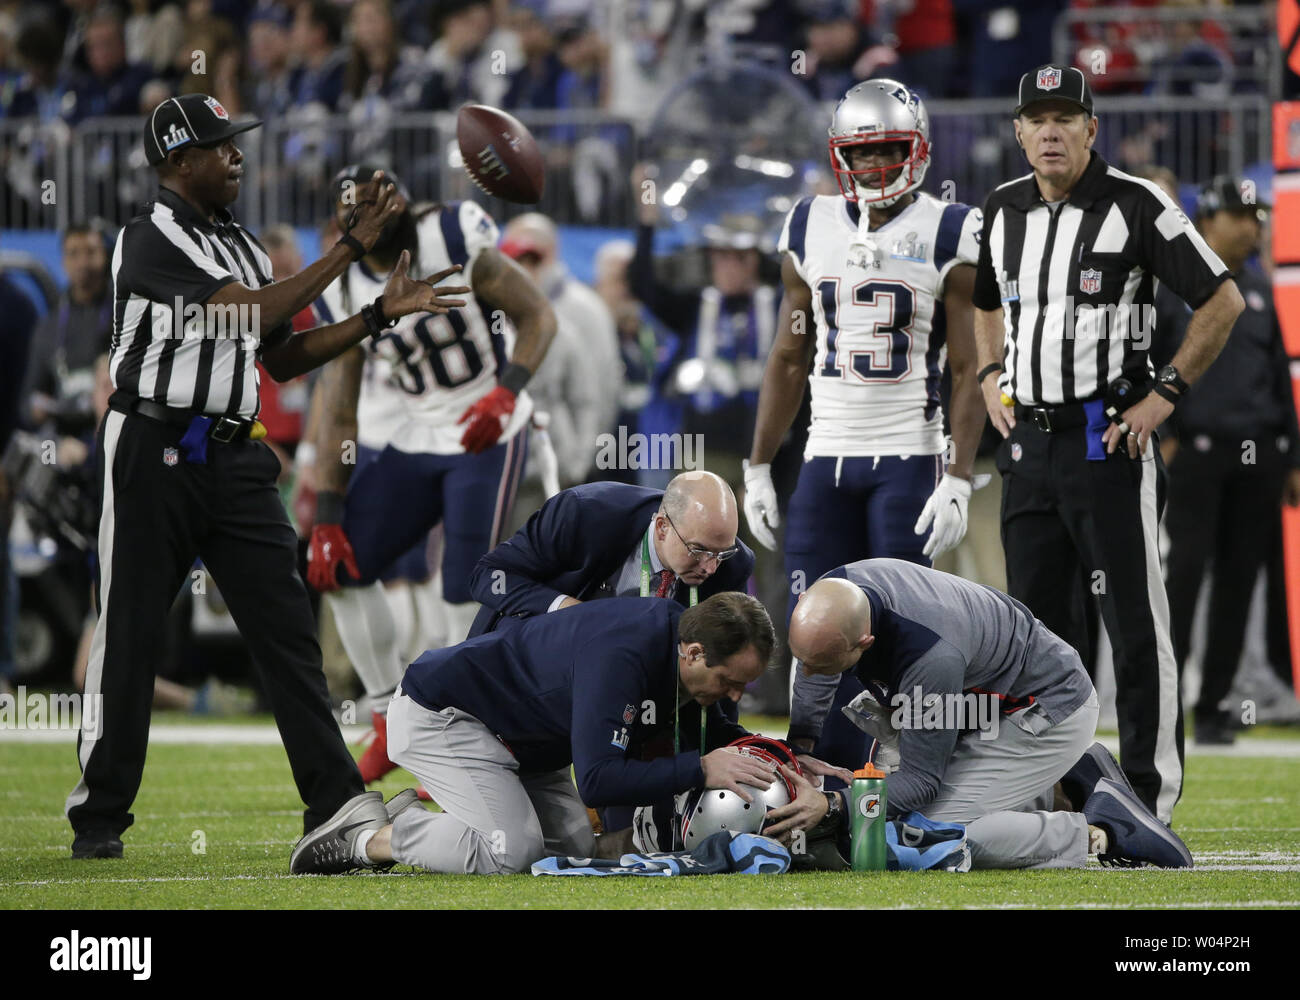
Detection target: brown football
<box><xmin>456</xmin><ymin>104</ymin><xmax>545</xmax><ymax>204</ymax></box>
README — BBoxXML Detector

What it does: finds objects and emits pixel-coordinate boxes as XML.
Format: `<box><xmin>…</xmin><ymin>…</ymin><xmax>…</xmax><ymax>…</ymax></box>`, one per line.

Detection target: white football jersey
<box><xmin>778</xmin><ymin>191</ymin><xmax>982</xmax><ymax>457</ymax></box>
<box><xmin>318</xmin><ymin>200</ymin><xmax>532</xmax><ymax>455</ymax></box>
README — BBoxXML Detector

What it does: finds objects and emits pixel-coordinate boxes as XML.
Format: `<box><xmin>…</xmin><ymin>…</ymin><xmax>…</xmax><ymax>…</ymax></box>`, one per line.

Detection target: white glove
<box><xmin>913</xmin><ymin>472</ymin><xmax>973</xmax><ymax>560</ymax></box>
<box><xmin>742</xmin><ymin>460</ymin><xmax>780</xmax><ymax>551</ymax></box>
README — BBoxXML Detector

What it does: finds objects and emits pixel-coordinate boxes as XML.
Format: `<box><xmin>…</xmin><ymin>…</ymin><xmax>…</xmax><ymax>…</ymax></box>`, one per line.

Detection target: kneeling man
<box><xmin>291</xmin><ymin>592</ymin><xmax>780</xmax><ymax>874</ymax></box>
<box><xmin>773</xmin><ymin>560</ymin><xmax>1191</xmax><ymax>869</ymax></box>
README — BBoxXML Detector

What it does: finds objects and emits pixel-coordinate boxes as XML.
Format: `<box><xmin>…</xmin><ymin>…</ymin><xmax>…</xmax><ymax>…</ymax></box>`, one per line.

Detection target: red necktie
<box><xmin>655</xmin><ymin>569</ymin><xmax>675</xmax><ymax>598</ymax></box>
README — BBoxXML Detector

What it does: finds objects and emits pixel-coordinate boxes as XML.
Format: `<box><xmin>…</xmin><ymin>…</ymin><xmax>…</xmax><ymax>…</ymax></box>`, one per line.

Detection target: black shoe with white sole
<box><xmin>1060</xmin><ymin>741</ymin><xmax>1136</xmax><ymax>812</ymax></box>
<box><xmin>290</xmin><ymin>791</ymin><xmax>389</xmax><ymax>874</ymax></box>
<box><xmin>1084</xmin><ymin>778</ymin><xmax>1193</xmax><ymax>869</ymax></box>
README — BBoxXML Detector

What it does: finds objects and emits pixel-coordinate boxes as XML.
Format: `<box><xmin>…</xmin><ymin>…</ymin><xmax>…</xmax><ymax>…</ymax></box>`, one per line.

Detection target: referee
<box><xmin>66</xmin><ymin>93</ymin><xmax>469</xmax><ymax>858</ymax></box>
<box><xmin>972</xmin><ymin>66</ymin><xmax>1244</xmax><ymax>823</ymax></box>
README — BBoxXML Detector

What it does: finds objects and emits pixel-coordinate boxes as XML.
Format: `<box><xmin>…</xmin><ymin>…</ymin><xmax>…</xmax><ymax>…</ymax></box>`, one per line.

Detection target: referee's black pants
<box><xmin>997</xmin><ymin>419</ymin><xmax>1183</xmax><ymax>823</ymax></box>
<box><xmin>1164</xmin><ymin>436</ymin><xmax>1289</xmax><ymax>725</ymax></box>
<box><xmin>66</xmin><ymin>408</ymin><xmax>364</xmax><ymax>843</ymax></box>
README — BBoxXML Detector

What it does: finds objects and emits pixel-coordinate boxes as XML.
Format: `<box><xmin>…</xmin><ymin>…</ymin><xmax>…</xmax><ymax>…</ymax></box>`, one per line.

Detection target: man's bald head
<box><xmin>654</xmin><ymin>471</ymin><xmax>740</xmax><ymax>584</ymax></box>
<box><xmin>789</xmin><ymin>578</ymin><xmax>874</xmax><ymax>676</ymax></box>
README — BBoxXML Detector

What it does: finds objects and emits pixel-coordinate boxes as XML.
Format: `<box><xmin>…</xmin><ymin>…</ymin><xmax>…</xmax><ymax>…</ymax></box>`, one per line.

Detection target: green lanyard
<box><xmin>641</xmin><ymin>532</ymin><xmax>705</xmax><ymax>757</ymax></box>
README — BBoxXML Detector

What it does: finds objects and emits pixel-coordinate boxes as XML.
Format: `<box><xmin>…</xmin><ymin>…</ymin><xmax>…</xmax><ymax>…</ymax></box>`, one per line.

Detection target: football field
<box><xmin>3</xmin><ymin>714</ymin><xmax>1299</xmax><ymax>911</ymax></box>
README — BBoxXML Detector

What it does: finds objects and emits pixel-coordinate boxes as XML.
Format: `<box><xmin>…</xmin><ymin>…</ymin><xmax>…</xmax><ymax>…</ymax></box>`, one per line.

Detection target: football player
<box><xmin>742</xmin><ymin>80</ymin><xmax>987</xmax><ymax>774</ymax></box>
<box><xmin>308</xmin><ymin>165</ymin><xmax>556</xmax><ymax>785</ymax></box>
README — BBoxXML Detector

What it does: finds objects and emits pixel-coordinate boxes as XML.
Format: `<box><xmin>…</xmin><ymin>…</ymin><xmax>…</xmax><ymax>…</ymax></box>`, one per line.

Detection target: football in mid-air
<box><xmin>456</xmin><ymin>104</ymin><xmax>545</xmax><ymax>204</ymax></box>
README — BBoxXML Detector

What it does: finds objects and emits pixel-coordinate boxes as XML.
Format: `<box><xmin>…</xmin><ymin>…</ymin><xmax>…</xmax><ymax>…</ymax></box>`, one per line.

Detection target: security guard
<box><xmin>66</xmin><ymin>93</ymin><xmax>469</xmax><ymax>858</ymax></box>
<box><xmin>1159</xmin><ymin>176</ymin><xmax>1300</xmax><ymax>744</ymax></box>
<box><xmin>972</xmin><ymin>65</ymin><xmax>1245</xmax><ymax>822</ymax></box>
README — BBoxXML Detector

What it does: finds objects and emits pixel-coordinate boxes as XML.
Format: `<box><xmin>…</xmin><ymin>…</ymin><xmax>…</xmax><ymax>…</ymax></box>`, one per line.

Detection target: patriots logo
<box><xmin>1036</xmin><ymin>67</ymin><xmax>1062</xmax><ymax>91</ymax></box>
<box><xmin>1079</xmin><ymin>268</ymin><xmax>1102</xmax><ymax>294</ymax></box>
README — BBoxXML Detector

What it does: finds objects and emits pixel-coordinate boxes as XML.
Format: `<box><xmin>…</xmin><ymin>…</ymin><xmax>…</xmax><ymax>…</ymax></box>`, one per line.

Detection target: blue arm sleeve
<box><xmin>571</xmin><ymin>645</ymin><xmax>705</xmax><ymax>808</ymax></box>
<box><xmin>468</xmin><ymin>490</ymin><xmax>581</xmax><ymax>616</ymax></box>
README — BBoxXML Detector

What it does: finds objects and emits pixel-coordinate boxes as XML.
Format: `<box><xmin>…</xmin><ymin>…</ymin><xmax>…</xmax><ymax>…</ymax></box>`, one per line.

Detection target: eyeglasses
<box><xmin>662</xmin><ymin>513</ymin><xmax>739</xmax><ymax>564</ymax></box>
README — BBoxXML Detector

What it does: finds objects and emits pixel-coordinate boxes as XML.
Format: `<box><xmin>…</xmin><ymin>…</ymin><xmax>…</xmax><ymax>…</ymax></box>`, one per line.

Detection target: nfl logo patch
<box><xmin>204</xmin><ymin>96</ymin><xmax>230</xmax><ymax>120</ymax></box>
<box><xmin>163</xmin><ymin>447</ymin><xmax>179</xmax><ymax>466</ymax></box>
<box><xmin>1010</xmin><ymin>443</ymin><xmax>1023</xmax><ymax>462</ymax></box>
<box><xmin>1079</xmin><ymin>268</ymin><xmax>1102</xmax><ymax>294</ymax></box>
<box><xmin>1037</xmin><ymin>67</ymin><xmax>1062</xmax><ymax>91</ymax></box>
<box><xmin>623</xmin><ymin>704</ymin><xmax>636</xmax><ymax>725</ymax></box>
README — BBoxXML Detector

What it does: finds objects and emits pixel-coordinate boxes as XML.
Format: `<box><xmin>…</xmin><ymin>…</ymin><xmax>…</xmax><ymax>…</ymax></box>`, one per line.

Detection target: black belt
<box><xmin>112</xmin><ymin>394</ymin><xmax>253</xmax><ymax>443</ymax></box>
<box><xmin>1014</xmin><ymin>401</ymin><xmax>1090</xmax><ymax>433</ymax></box>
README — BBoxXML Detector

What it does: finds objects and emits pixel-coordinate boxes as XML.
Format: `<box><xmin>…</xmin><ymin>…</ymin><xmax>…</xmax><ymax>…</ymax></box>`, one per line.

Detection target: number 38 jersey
<box><xmin>318</xmin><ymin>200</ymin><xmax>532</xmax><ymax>455</ymax></box>
<box><xmin>779</xmin><ymin>191</ymin><xmax>981</xmax><ymax>458</ymax></box>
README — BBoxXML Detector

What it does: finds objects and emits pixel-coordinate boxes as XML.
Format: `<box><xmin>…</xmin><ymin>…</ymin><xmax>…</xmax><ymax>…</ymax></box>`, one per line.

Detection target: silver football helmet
<box><xmin>677</xmin><ymin>738</ymin><xmax>799</xmax><ymax>848</ymax></box>
<box><xmin>828</xmin><ymin>79</ymin><xmax>931</xmax><ymax>207</ymax></box>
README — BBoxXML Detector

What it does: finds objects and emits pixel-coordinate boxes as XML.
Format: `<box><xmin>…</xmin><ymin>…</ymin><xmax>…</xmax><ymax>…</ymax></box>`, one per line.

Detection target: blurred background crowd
<box><xmin>1</xmin><ymin>0</ymin><xmax>1297</xmax><ymax>727</ymax></box>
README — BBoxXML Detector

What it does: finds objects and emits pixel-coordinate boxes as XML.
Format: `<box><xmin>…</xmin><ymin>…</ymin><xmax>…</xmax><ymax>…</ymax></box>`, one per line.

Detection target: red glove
<box><xmin>457</xmin><ymin>385</ymin><xmax>517</xmax><ymax>453</ymax></box>
<box><xmin>307</xmin><ymin>524</ymin><xmax>360</xmax><ymax>592</ymax></box>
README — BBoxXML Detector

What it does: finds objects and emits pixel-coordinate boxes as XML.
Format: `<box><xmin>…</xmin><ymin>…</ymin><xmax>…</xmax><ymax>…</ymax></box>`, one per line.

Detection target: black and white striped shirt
<box><xmin>973</xmin><ymin>151</ymin><xmax>1229</xmax><ymax>406</ymax></box>
<box><xmin>108</xmin><ymin>188</ymin><xmax>290</xmax><ymax>419</ymax></box>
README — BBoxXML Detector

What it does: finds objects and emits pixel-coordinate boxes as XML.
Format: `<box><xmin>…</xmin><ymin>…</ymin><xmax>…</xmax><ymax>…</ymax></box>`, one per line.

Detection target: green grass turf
<box><xmin>2</xmin><ymin>717</ymin><xmax>1298</xmax><ymax>909</ymax></box>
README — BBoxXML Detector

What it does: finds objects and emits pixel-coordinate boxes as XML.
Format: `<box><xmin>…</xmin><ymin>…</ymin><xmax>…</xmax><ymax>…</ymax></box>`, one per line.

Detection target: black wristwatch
<box><xmin>360</xmin><ymin>296</ymin><xmax>396</xmax><ymax>340</ymax></box>
<box><xmin>1156</xmin><ymin>364</ymin><xmax>1188</xmax><ymax>395</ymax></box>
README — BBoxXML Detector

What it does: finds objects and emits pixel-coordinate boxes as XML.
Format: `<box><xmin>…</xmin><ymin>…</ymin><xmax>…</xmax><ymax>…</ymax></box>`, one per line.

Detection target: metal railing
<box><xmin>0</xmin><ymin>97</ymin><xmax>1273</xmax><ymax>234</ymax></box>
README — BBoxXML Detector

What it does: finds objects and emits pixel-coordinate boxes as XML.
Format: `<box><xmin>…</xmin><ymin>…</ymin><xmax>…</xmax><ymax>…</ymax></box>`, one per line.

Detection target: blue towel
<box><xmin>886</xmin><ymin>812</ymin><xmax>970</xmax><ymax>872</ymax></box>
<box><xmin>531</xmin><ymin>831</ymin><xmax>790</xmax><ymax>877</ymax></box>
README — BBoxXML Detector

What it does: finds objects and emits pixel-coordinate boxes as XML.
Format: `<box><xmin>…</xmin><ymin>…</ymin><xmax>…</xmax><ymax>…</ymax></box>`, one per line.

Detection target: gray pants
<box><xmin>923</xmin><ymin>691</ymin><xmax>1100</xmax><ymax>870</ymax></box>
<box><xmin>385</xmin><ymin>691</ymin><xmax>595</xmax><ymax>874</ymax></box>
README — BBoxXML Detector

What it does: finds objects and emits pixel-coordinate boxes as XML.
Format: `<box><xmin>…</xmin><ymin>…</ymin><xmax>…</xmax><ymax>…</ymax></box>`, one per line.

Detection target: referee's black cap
<box><xmin>1195</xmin><ymin>175</ymin><xmax>1270</xmax><ymax>221</ymax></box>
<box><xmin>1015</xmin><ymin>64</ymin><xmax>1094</xmax><ymax>118</ymax></box>
<box><xmin>144</xmin><ymin>94</ymin><xmax>262</xmax><ymax>166</ymax></box>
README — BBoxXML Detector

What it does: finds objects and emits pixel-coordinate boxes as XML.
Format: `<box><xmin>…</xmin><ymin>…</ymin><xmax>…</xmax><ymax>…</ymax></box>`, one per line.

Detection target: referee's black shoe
<box><xmin>71</xmin><ymin>831</ymin><xmax>124</xmax><ymax>859</ymax></box>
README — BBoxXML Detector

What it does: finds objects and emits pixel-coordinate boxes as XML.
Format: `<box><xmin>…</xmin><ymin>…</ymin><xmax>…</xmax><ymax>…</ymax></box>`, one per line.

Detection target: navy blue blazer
<box><xmin>468</xmin><ymin>481</ymin><xmax>755</xmax><ymax>637</ymax></box>
<box><xmin>403</xmin><ymin>599</ymin><xmax>748</xmax><ymax>806</ymax></box>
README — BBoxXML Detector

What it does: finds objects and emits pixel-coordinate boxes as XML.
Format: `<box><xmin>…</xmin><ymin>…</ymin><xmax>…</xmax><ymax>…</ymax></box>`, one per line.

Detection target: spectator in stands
<box><xmin>247</xmin><ymin>2</ymin><xmax>294</xmax><ymax>120</ymax></box>
<box><xmin>1147</xmin><ymin>14</ymin><xmax>1232</xmax><ymax>99</ymax></box>
<box><xmin>502</xmin><ymin>2</ymin><xmax>564</xmax><ymax>112</ymax></box>
<box><xmin>500</xmin><ymin>212</ymin><xmax>622</xmax><ymax>501</ymax></box>
<box><xmin>796</xmin><ymin>1</ymin><xmax>894</xmax><ymax>104</ymax></box>
<box><xmin>425</xmin><ymin>0</ymin><xmax>519</xmax><ymax>110</ymax></box>
<box><xmin>21</xmin><ymin>222</ymin><xmax>113</xmax><ymax>440</ymax></box>
<box><xmin>890</xmin><ymin>0</ymin><xmax>958</xmax><ymax>98</ymax></box>
<box><xmin>125</xmin><ymin>0</ymin><xmax>185</xmax><ymax>77</ymax></box>
<box><xmin>175</xmin><ymin>0</ymin><xmax>239</xmax><ymax>97</ymax></box>
<box><xmin>342</xmin><ymin>0</ymin><xmax>434</xmax><ymax>120</ymax></box>
<box><xmin>289</xmin><ymin>0</ymin><xmax>346</xmax><ymax>111</ymax></box>
<box><xmin>950</xmin><ymin>0</ymin><xmax>1069</xmax><ymax>98</ymax></box>
<box><xmin>593</xmin><ymin>238</ymin><xmax>682</xmax><ymax>488</ymax></box>
<box><xmin>63</xmin><ymin>5</ymin><xmax>153</xmax><ymax>123</ymax></box>
<box><xmin>0</xmin><ymin>17</ymin><xmax>67</xmax><ymax>119</ymax></box>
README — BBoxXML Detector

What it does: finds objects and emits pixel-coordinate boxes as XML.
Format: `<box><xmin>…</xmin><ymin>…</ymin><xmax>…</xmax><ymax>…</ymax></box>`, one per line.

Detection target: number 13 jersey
<box><xmin>778</xmin><ymin>191</ymin><xmax>981</xmax><ymax>458</ymax></box>
<box><xmin>319</xmin><ymin>200</ymin><xmax>532</xmax><ymax>455</ymax></box>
